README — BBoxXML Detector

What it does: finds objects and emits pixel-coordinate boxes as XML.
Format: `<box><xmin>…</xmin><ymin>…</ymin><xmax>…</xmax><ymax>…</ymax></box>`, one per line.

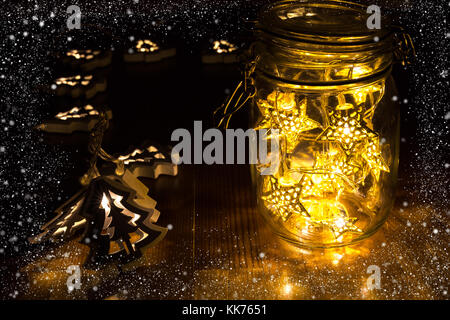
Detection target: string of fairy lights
<box><xmin>258</xmin><ymin>78</ymin><xmax>389</xmax><ymax>244</ymax></box>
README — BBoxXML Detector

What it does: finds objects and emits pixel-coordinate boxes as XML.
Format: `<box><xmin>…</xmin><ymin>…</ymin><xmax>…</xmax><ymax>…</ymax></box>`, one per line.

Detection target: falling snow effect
<box><xmin>0</xmin><ymin>0</ymin><xmax>448</xmax><ymax>299</ymax></box>
<box><xmin>0</xmin><ymin>0</ymin><xmax>259</xmax><ymax>258</ymax></box>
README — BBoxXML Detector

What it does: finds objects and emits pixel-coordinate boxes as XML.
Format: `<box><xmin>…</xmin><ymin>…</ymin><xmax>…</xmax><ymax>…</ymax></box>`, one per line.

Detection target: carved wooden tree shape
<box><xmin>81</xmin><ymin>176</ymin><xmax>167</xmax><ymax>267</ymax></box>
<box><xmin>30</xmin><ymin>172</ymin><xmax>167</xmax><ymax>268</ymax></box>
<box><xmin>100</xmin><ymin>188</ymin><xmax>139</xmax><ymax>256</ymax></box>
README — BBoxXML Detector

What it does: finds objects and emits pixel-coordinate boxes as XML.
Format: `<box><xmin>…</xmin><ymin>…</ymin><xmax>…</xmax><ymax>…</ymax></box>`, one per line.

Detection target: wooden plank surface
<box><xmin>16</xmin><ymin>164</ymin><xmax>449</xmax><ymax>300</ymax></box>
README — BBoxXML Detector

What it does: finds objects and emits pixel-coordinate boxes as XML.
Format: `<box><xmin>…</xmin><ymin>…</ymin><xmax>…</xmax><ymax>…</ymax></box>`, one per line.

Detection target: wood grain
<box><xmin>17</xmin><ymin>164</ymin><xmax>449</xmax><ymax>300</ymax></box>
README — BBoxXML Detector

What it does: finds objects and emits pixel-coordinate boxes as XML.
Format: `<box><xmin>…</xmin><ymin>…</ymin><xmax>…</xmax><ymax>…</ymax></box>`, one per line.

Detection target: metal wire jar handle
<box><xmin>392</xmin><ymin>26</ymin><xmax>416</xmax><ymax>66</ymax></box>
<box><xmin>214</xmin><ymin>44</ymin><xmax>258</xmax><ymax>128</ymax></box>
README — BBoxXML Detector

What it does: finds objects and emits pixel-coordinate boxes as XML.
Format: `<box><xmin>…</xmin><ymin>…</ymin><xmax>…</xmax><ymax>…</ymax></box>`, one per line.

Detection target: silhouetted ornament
<box><xmin>51</xmin><ymin>74</ymin><xmax>107</xmax><ymax>99</ymax></box>
<box><xmin>202</xmin><ymin>39</ymin><xmax>240</xmax><ymax>64</ymax></box>
<box><xmin>35</xmin><ymin>105</ymin><xmax>113</xmax><ymax>134</ymax></box>
<box><xmin>111</xmin><ymin>143</ymin><xmax>178</xmax><ymax>178</ymax></box>
<box><xmin>62</xmin><ymin>49</ymin><xmax>112</xmax><ymax>71</ymax></box>
<box><xmin>124</xmin><ymin>39</ymin><xmax>176</xmax><ymax>63</ymax></box>
<box><xmin>30</xmin><ymin>170</ymin><xmax>168</xmax><ymax>267</ymax></box>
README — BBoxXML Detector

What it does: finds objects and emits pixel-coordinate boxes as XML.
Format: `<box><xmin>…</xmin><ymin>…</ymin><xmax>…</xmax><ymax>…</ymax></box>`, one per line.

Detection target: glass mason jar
<box><xmin>249</xmin><ymin>1</ymin><xmax>413</xmax><ymax>248</ymax></box>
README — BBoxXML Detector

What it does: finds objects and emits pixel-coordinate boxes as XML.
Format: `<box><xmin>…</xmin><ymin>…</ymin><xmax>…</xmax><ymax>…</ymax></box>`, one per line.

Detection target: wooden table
<box><xmin>16</xmin><ymin>163</ymin><xmax>449</xmax><ymax>300</ymax></box>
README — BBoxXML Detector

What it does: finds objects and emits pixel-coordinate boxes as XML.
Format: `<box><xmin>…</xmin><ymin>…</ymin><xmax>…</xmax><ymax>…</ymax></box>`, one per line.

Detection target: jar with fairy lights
<box><xmin>248</xmin><ymin>1</ymin><xmax>415</xmax><ymax>248</ymax></box>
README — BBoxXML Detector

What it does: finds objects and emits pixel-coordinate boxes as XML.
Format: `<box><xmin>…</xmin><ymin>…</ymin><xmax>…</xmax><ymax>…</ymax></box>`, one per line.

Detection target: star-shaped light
<box><xmin>359</xmin><ymin>137</ymin><xmax>390</xmax><ymax>181</ymax></box>
<box><xmin>317</xmin><ymin>103</ymin><xmax>374</xmax><ymax>155</ymax></box>
<box><xmin>262</xmin><ymin>176</ymin><xmax>309</xmax><ymax>221</ymax></box>
<box><xmin>353</xmin><ymin>82</ymin><xmax>385</xmax><ymax>130</ymax></box>
<box><xmin>300</xmin><ymin>174</ymin><xmax>336</xmax><ymax>199</ymax></box>
<box><xmin>257</xmin><ymin>91</ymin><xmax>320</xmax><ymax>150</ymax></box>
<box><xmin>353</xmin><ymin>82</ymin><xmax>385</xmax><ymax>105</ymax></box>
<box><xmin>299</xmin><ymin>147</ymin><xmax>362</xmax><ymax>201</ymax></box>
<box><xmin>328</xmin><ymin>215</ymin><xmax>363</xmax><ymax>241</ymax></box>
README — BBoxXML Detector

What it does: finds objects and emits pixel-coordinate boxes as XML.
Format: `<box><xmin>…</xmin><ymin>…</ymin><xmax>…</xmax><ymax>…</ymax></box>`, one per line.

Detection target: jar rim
<box><xmin>257</xmin><ymin>0</ymin><xmax>393</xmax><ymax>46</ymax></box>
<box><xmin>254</xmin><ymin>64</ymin><xmax>392</xmax><ymax>89</ymax></box>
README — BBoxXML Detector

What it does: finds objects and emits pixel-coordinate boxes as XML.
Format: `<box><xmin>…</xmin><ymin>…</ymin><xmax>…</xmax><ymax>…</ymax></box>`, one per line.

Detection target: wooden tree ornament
<box><xmin>51</xmin><ymin>74</ymin><xmax>107</xmax><ymax>99</ymax></box>
<box><xmin>108</xmin><ymin>143</ymin><xmax>178</xmax><ymax>179</ymax></box>
<box><xmin>35</xmin><ymin>104</ymin><xmax>113</xmax><ymax>134</ymax></box>
<box><xmin>201</xmin><ymin>40</ymin><xmax>239</xmax><ymax>64</ymax></box>
<box><xmin>62</xmin><ymin>49</ymin><xmax>112</xmax><ymax>72</ymax></box>
<box><xmin>30</xmin><ymin>112</ymin><xmax>177</xmax><ymax>267</ymax></box>
<box><xmin>123</xmin><ymin>39</ymin><xmax>176</xmax><ymax>63</ymax></box>
<box><xmin>30</xmin><ymin>170</ymin><xmax>166</xmax><ymax>266</ymax></box>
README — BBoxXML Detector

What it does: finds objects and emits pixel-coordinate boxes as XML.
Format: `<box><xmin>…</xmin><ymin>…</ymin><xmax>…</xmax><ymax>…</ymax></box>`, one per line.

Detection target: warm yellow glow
<box><xmin>55</xmin><ymin>105</ymin><xmax>99</xmax><ymax>120</ymax></box>
<box><xmin>99</xmin><ymin>191</ymin><xmax>147</xmax><ymax>250</ymax></box>
<box><xmin>259</xmin><ymin>83</ymin><xmax>389</xmax><ymax>244</ymax></box>
<box><xmin>55</xmin><ymin>75</ymin><xmax>92</xmax><ymax>86</ymax></box>
<box><xmin>318</xmin><ymin>104</ymin><xmax>372</xmax><ymax>155</ymax></box>
<box><xmin>53</xmin><ymin>201</ymin><xmax>84</xmax><ymax>236</ymax></box>
<box><xmin>360</xmin><ymin>137</ymin><xmax>390</xmax><ymax>181</ymax></box>
<box><xmin>283</xmin><ymin>283</ymin><xmax>292</xmax><ymax>295</ymax></box>
<box><xmin>332</xmin><ymin>253</ymin><xmax>343</xmax><ymax>265</ymax></box>
<box><xmin>335</xmin><ymin>65</ymin><xmax>373</xmax><ymax>79</ymax></box>
<box><xmin>257</xmin><ymin>91</ymin><xmax>320</xmax><ymax>152</ymax></box>
<box><xmin>100</xmin><ymin>193</ymin><xmax>113</xmax><ymax>237</ymax></box>
<box><xmin>262</xmin><ymin>176</ymin><xmax>308</xmax><ymax>221</ymax></box>
<box><xmin>117</xmin><ymin>146</ymin><xmax>165</xmax><ymax>165</ymax></box>
<box><xmin>66</xmin><ymin>49</ymin><xmax>101</xmax><ymax>60</ymax></box>
<box><xmin>100</xmin><ymin>193</ymin><xmax>111</xmax><ymax>213</ymax></box>
<box><xmin>136</xmin><ymin>40</ymin><xmax>159</xmax><ymax>53</ymax></box>
<box><xmin>213</xmin><ymin>40</ymin><xmax>237</xmax><ymax>54</ymax></box>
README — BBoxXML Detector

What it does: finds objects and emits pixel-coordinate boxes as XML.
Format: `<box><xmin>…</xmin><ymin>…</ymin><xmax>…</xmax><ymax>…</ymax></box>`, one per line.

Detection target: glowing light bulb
<box><xmin>136</xmin><ymin>40</ymin><xmax>159</xmax><ymax>53</ymax></box>
<box><xmin>213</xmin><ymin>40</ymin><xmax>237</xmax><ymax>54</ymax></box>
<box><xmin>283</xmin><ymin>283</ymin><xmax>292</xmax><ymax>296</ymax></box>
